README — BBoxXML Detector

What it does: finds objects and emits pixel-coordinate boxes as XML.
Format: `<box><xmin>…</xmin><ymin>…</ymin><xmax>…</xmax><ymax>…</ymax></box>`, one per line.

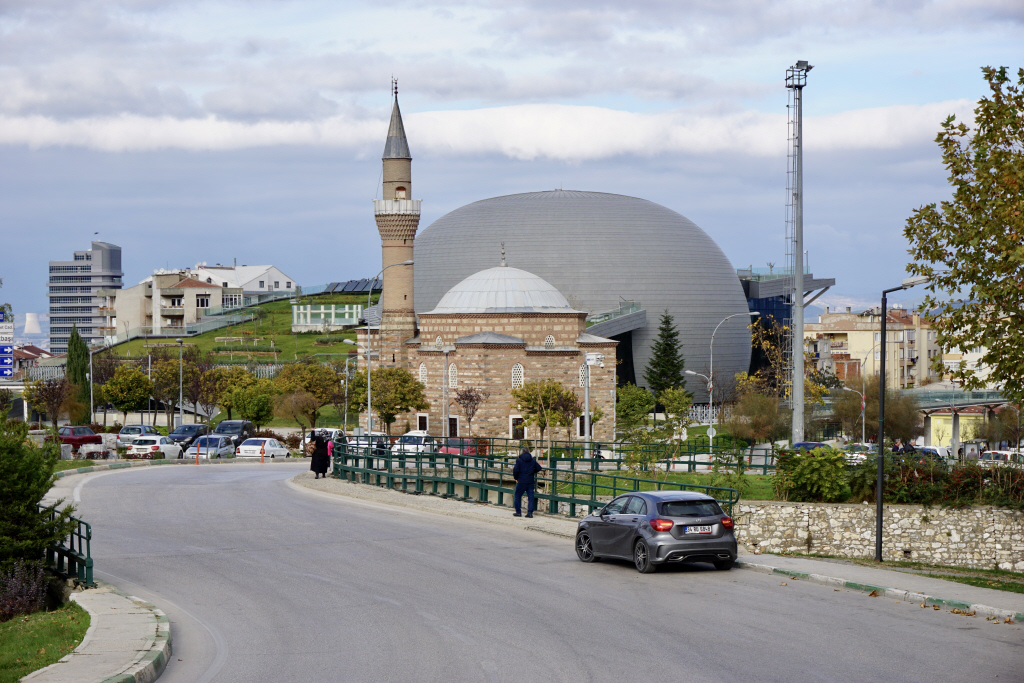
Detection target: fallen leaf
<box><xmin>933</xmin><ymin>605</ymin><xmax>939</xmax><ymax>610</ymax></box>
<box><xmin>868</xmin><ymin>590</ymin><xmax>879</xmax><ymax>597</ymax></box>
<box><xmin>1004</xmin><ymin>618</ymin><xmax>1014</xmax><ymax>624</ymax></box>
<box><xmin>780</xmin><ymin>582</ymin><xmax>788</xmax><ymax>586</ymax></box>
<box><xmin>920</xmin><ymin>603</ymin><xmax>927</xmax><ymax>608</ymax></box>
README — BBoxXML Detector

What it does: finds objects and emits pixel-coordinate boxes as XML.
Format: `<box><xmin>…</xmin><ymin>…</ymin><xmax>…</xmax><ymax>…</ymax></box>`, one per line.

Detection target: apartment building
<box><xmin>47</xmin><ymin>241</ymin><xmax>123</xmax><ymax>353</ymax></box>
<box><xmin>805</xmin><ymin>306</ymin><xmax>941</xmax><ymax>389</ymax></box>
<box><xmin>112</xmin><ymin>272</ymin><xmax>244</xmax><ymax>337</ymax></box>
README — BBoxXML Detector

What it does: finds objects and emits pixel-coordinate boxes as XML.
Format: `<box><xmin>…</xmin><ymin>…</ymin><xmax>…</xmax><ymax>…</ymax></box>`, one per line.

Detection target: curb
<box><xmin>23</xmin><ymin>583</ymin><xmax>171</xmax><ymax>683</ymax></box>
<box><xmin>734</xmin><ymin>559</ymin><xmax>1024</xmax><ymax>623</ymax></box>
<box><xmin>54</xmin><ymin>457</ymin><xmax>305</xmax><ymax>479</ymax></box>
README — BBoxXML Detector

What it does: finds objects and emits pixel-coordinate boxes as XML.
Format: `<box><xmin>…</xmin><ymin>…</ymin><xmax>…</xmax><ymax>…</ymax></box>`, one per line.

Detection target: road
<box><xmin>53</xmin><ymin>464</ymin><xmax>1022</xmax><ymax>683</ymax></box>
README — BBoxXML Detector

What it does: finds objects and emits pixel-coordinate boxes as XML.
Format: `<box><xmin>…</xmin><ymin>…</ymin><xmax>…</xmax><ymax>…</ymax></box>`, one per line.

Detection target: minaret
<box><xmin>373</xmin><ymin>80</ymin><xmax>420</xmax><ymax>364</ymax></box>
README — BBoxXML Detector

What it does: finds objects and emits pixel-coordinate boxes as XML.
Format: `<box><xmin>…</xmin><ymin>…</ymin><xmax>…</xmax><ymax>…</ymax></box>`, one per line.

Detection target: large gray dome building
<box><xmin>414</xmin><ymin>190</ymin><xmax>751</xmax><ymax>402</ymax></box>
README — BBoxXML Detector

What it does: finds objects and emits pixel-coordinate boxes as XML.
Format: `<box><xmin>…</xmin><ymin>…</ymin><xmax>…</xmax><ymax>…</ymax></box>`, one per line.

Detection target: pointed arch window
<box><xmin>448</xmin><ymin>364</ymin><xmax>458</xmax><ymax>388</ymax></box>
<box><xmin>435</xmin><ymin>336</ymin><xmax>443</xmax><ymax>348</ymax></box>
<box><xmin>544</xmin><ymin>335</ymin><xmax>555</xmax><ymax>349</ymax></box>
<box><xmin>419</xmin><ymin>363</ymin><xmax>427</xmax><ymax>385</ymax></box>
<box><xmin>511</xmin><ymin>363</ymin><xmax>524</xmax><ymax>389</ymax></box>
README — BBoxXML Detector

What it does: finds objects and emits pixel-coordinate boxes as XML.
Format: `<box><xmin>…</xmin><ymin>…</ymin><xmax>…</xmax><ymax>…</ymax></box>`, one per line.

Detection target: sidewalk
<box><xmin>23</xmin><ymin>584</ymin><xmax>170</xmax><ymax>683</ymax></box>
<box><xmin>291</xmin><ymin>472</ymin><xmax>1024</xmax><ymax>622</ymax></box>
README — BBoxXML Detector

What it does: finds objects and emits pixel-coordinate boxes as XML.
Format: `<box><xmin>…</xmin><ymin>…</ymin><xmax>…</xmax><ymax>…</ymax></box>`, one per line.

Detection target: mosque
<box><xmin>357</xmin><ymin>91</ymin><xmax>753</xmax><ymax>441</ymax></box>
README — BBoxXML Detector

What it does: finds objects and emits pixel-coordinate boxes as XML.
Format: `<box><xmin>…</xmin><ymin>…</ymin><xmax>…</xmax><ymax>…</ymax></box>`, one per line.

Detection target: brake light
<box><xmin>236</xmin><ymin>447</ymin><xmax>240</xmax><ymax>454</ymax></box>
<box><xmin>650</xmin><ymin>518</ymin><xmax>674</xmax><ymax>532</ymax></box>
<box><xmin>151</xmin><ymin>445</ymin><xmax>159</xmax><ymax>451</ymax></box>
<box><xmin>720</xmin><ymin>516</ymin><xmax>734</xmax><ymax>529</ymax></box>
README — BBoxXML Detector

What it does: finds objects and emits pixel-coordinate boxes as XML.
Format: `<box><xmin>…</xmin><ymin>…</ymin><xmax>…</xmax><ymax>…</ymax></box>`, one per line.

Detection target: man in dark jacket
<box><xmin>512</xmin><ymin>448</ymin><xmax>543</xmax><ymax>518</ymax></box>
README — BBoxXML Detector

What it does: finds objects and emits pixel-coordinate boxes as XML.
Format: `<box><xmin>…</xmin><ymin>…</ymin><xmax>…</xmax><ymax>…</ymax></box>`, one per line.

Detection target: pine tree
<box><xmin>65</xmin><ymin>326</ymin><xmax>90</xmax><ymax>424</ymax></box>
<box><xmin>643</xmin><ymin>310</ymin><xmax>687</xmax><ymax>396</ymax></box>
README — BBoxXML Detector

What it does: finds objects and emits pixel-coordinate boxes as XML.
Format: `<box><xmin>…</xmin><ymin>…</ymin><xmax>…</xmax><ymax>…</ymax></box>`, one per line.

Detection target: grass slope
<box><xmin>0</xmin><ymin>602</ymin><xmax>89</xmax><ymax>683</ymax></box>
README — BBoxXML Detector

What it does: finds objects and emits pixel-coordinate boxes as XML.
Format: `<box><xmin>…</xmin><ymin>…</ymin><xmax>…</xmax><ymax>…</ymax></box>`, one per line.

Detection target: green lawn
<box><xmin>554</xmin><ymin>469</ymin><xmax>775</xmax><ymax>501</ymax></box>
<box><xmin>108</xmin><ymin>293</ymin><xmax>377</xmax><ymax>362</ymax></box>
<box><xmin>0</xmin><ymin>602</ymin><xmax>89</xmax><ymax>683</ymax></box>
<box><xmin>53</xmin><ymin>460</ymin><xmax>95</xmax><ymax>472</ymax></box>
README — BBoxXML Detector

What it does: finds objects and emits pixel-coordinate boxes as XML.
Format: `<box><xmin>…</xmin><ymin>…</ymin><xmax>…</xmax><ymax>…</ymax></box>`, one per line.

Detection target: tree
<box><xmin>511</xmin><ymin>379</ymin><xmax>567</xmax><ymax>449</ymax></box>
<box><xmin>182</xmin><ymin>348</ymin><xmax>215</xmax><ymax>423</ymax></box>
<box><xmin>216</xmin><ymin>366</ymin><xmax>257</xmax><ymax>420</ymax></box>
<box><xmin>745</xmin><ymin>319</ymin><xmax>789</xmax><ymax>398</ymax></box>
<box><xmin>552</xmin><ymin>390</ymin><xmax>584</xmax><ymax>441</ymax></box>
<box><xmin>831</xmin><ymin>376</ymin><xmax>922</xmax><ymax>446</ymax></box>
<box><xmin>91</xmin><ymin>351</ymin><xmax>121</xmax><ymax>426</ymax></box>
<box><xmin>232</xmin><ymin>383</ymin><xmax>277</xmax><ymax>429</ymax></box>
<box><xmin>105</xmin><ymin>366</ymin><xmax>153</xmax><ymax>424</ymax></box>
<box><xmin>275</xmin><ymin>361</ymin><xmax>339</xmax><ymax>428</ymax></box>
<box><xmin>150</xmin><ymin>356</ymin><xmax>182</xmax><ymax>427</ymax></box>
<box><xmin>65</xmin><ymin>327</ymin><xmax>90</xmax><ymax>424</ymax></box>
<box><xmin>453</xmin><ymin>387</ymin><xmax>489</xmax><ymax>436</ymax></box>
<box><xmin>904</xmin><ymin>66</ymin><xmax>1024</xmax><ymax>403</ymax></box>
<box><xmin>196</xmin><ymin>367</ymin><xmax>225</xmax><ymax>425</ymax></box>
<box><xmin>345</xmin><ymin>367</ymin><xmax>429</xmax><ymax>435</ymax></box>
<box><xmin>23</xmin><ymin>377</ymin><xmax>71</xmax><ymax>429</ymax></box>
<box><xmin>727</xmin><ymin>388</ymin><xmax>788</xmax><ymax>452</ymax></box>
<box><xmin>615</xmin><ymin>383</ymin><xmax>656</xmax><ymax>435</ymax></box>
<box><xmin>274</xmin><ymin>390</ymin><xmax>320</xmax><ymax>431</ymax></box>
<box><xmin>0</xmin><ymin>388</ymin><xmax>13</xmax><ymax>420</ymax></box>
<box><xmin>643</xmin><ymin>310</ymin><xmax>687</xmax><ymax>396</ymax></box>
<box><xmin>0</xmin><ymin>420</ymin><xmax>76</xmax><ymax>574</ymax></box>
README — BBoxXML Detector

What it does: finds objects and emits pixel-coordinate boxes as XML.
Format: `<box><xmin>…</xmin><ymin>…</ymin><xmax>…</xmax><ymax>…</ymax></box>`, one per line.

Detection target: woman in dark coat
<box><xmin>309</xmin><ymin>429</ymin><xmax>330</xmax><ymax>479</ymax></box>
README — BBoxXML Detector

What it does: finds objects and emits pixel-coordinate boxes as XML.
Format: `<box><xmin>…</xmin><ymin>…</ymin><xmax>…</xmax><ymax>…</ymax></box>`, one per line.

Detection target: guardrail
<box><xmin>331</xmin><ymin>445</ymin><xmax>741</xmax><ymax>517</ymax></box>
<box><xmin>38</xmin><ymin>505</ymin><xmax>95</xmax><ymax>588</ymax></box>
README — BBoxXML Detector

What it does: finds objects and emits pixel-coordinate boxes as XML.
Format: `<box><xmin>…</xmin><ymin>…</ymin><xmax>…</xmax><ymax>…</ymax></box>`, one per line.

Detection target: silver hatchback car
<box><xmin>575</xmin><ymin>491</ymin><xmax>737</xmax><ymax>573</ymax></box>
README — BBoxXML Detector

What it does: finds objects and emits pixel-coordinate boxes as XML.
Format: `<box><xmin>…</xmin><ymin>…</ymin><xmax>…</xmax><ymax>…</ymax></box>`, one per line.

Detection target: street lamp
<box><xmin>687</xmin><ymin>311</ymin><xmax>760</xmax><ymax>432</ymax></box>
<box><xmin>685</xmin><ymin>369</ymin><xmax>712</xmax><ymax>430</ymax></box>
<box><xmin>343</xmin><ymin>354</ymin><xmax>358</xmax><ymax>430</ymax></box>
<box><xmin>176</xmin><ymin>338</ymin><xmax>183</xmax><ymax>428</ymax></box>
<box><xmin>875</xmin><ymin>275</ymin><xmax>929</xmax><ymax>562</ymax></box>
<box><xmin>842</xmin><ymin>386</ymin><xmax>866</xmax><ymax>445</ymax></box>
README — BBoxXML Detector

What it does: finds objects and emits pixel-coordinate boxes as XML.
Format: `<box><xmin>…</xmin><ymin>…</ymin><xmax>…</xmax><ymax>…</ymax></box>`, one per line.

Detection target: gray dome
<box><xmin>427</xmin><ymin>266</ymin><xmax>579</xmax><ymax>314</ymax></box>
<box><xmin>414</xmin><ymin>190</ymin><xmax>751</xmax><ymax>401</ymax></box>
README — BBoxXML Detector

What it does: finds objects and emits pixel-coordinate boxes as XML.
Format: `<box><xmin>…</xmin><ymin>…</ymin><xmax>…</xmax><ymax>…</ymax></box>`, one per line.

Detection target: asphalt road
<box><xmin>54</xmin><ymin>464</ymin><xmax>1023</xmax><ymax>683</ymax></box>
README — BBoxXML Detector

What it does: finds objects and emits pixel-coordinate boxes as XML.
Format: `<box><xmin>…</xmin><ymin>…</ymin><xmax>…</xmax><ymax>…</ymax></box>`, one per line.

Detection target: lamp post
<box><xmin>689</xmin><ymin>311</ymin><xmax>760</xmax><ymax>432</ymax></box>
<box><xmin>842</xmin><ymin>386</ymin><xmax>866</xmax><ymax>445</ymax></box>
<box><xmin>176</xmin><ymin>338</ymin><xmax>183</xmax><ymax>429</ymax></box>
<box><xmin>685</xmin><ymin>369</ymin><xmax>712</xmax><ymax>430</ymax></box>
<box><xmin>875</xmin><ymin>275</ymin><xmax>929</xmax><ymax>562</ymax></box>
<box><xmin>343</xmin><ymin>355</ymin><xmax>358</xmax><ymax>430</ymax></box>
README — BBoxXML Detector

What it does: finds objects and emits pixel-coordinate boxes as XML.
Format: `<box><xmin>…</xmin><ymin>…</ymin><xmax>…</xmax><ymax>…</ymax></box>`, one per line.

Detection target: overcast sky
<box><xmin>1</xmin><ymin>0</ymin><xmax>1021</xmax><ymax>342</ymax></box>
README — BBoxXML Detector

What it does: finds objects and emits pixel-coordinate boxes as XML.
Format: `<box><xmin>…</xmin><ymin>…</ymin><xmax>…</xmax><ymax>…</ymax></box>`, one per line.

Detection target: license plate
<box><xmin>684</xmin><ymin>526</ymin><xmax>712</xmax><ymax>534</ymax></box>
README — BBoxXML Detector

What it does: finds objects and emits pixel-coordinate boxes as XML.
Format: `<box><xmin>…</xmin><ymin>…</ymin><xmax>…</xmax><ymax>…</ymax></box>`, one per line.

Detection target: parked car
<box><xmin>301</xmin><ymin>428</ymin><xmax>346</xmax><ymax>449</ymax></box>
<box><xmin>116</xmin><ymin>425</ymin><xmax>162</xmax><ymax>449</ymax></box>
<box><xmin>55</xmin><ymin>426</ymin><xmax>103</xmax><ymax>450</ymax></box>
<box><xmin>842</xmin><ymin>443</ymin><xmax>874</xmax><ymax>464</ymax></box>
<box><xmin>391</xmin><ymin>431</ymin><xmax>437</xmax><ymax>455</ymax></box>
<box><xmin>575</xmin><ymin>491</ymin><xmax>737</xmax><ymax>573</ymax></box>
<box><xmin>168</xmin><ymin>423</ymin><xmax>209</xmax><ymax>449</ymax></box>
<box><xmin>346</xmin><ymin>433</ymin><xmax>389</xmax><ymax>457</ymax></box>
<box><xmin>438</xmin><ymin>437</ymin><xmax>481</xmax><ymax>457</ymax></box>
<box><xmin>185</xmin><ymin>436</ymin><xmax>235</xmax><ymax>459</ymax></box>
<box><xmin>236</xmin><ymin>437</ymin><xmax>290</xmax><ymax>459</ymax></box>
<box><xmin>129</xmin><ymin>436</ymin><xmax>183</xmax><ymax>459</ymax></box>
<box><xmin>212</xmin><ymin>420</ymin><xmax>256</xmax><ymax>445</ymax></box>
<box><xmin>790</xmin><ymin>441</ymin><xmax>831</xmax><ymax>453</ymax></box>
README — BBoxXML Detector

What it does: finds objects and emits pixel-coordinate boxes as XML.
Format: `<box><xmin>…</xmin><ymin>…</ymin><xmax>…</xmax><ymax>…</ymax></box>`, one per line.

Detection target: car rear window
<box><xmin>135</xmin><ymin>439</ymin><xmax>156</xmax><ymax>446</ymax></box>
<box><xmin>400</xmin><ymin>435</ymin><xmax>422</xmax><ymax>444</ymax></box>
<box><xmin>241</xmin><ymin>439</ymin><xmax>266</xmax><ymax>446</ymax></box>
<box><xmin>659</xmin><ymin>500</ymin><xmax>723</xmax><ymax>517</ymax></box>
<box><xmin>122</xmin><ymin>427</ymin><xmax>141</xmax><ymax>434</ymax></box>
<box><xmin>215</xmin><ymin>423</ymin><xmax>242</xmax><ymax>433</ymax></box>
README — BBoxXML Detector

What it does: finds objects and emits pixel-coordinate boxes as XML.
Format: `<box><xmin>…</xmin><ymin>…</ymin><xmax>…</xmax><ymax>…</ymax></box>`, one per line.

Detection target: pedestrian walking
<box><xmin>309</xmin><ymin>429</ymin><xmax>330</xmax><ymax>479</ymax></box>
<box><xmin>512</xmin><ymin>447</ymin><xmax>543</xmax><ymax>518</ymax></box>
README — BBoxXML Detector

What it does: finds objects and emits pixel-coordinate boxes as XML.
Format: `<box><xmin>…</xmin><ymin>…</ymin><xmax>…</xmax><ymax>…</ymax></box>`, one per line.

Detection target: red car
<box><xmin>56</xmin><ymin>426</ymin><xmax>103</xmax><ymax>450</ymax></box>
<box><xmin>438</xmin><ymin>437</ymin><xmax>482</xmax><ymax>457</ymax></box>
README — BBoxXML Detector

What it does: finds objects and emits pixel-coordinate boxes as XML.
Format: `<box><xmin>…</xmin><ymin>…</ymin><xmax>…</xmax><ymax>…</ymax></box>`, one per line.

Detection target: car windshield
<box><xmin>122</xmin><ymin>427</ymin><xmax>141</xmax><ymax>435</ymax></box>
<box><xmin>399</xmin><ymin>435</ymin><xmax>422</xmax><ymax>444</ymax></box>
<box><xmin>191</xmin><ymin>437</ymin><xmax>220</xmax><ymax>448</ymax></box>
<box><xmin>659</xmin><ymin>500</ymin><xmax>723</xmax><ymax>517</ymax></box>
<box><xmin>172</xmin><ymin>425</ymin><xmax>201</xmax><ymax>435</ymax></box>
<box><xmin>241</xmin><ymin>439</ymin><xmax>266</xmax><ymax>446</ymax></box>
<box><xmin>214</xmin><ymin>423</ymin><xmax>243</xmax><ymax>434</ymax></box>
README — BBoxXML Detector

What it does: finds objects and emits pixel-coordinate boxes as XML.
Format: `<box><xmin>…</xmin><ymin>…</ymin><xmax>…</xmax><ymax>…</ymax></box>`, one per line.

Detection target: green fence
<box><xmin>331</xmin><ymin>445</ymin><xmax>740</xmax><ymax>517</ymax></box>
<box><xmin>38</xmin><ymin>505</ymin><xmax>95</xmax><ymax>588</ymax></box>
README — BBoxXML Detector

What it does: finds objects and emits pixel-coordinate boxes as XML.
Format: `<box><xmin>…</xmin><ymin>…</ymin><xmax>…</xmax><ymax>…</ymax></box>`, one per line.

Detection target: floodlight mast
<box><xmin>786</xmin><ymin>59</ymin><xmax>812</xmax><ymax>445</ymax></box>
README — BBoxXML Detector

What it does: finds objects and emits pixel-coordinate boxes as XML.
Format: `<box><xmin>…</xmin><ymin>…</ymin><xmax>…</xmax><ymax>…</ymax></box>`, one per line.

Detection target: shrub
<box><xmin>774</xmin><ymin>447</ymin><xmax>848</xmax><ymax>502</ymax></box>
<box><xmin>254</xmin><ymin>429</ymin><xmax>286</xmax><ymax>441</ymax></box>
<box><xmin>282</xmin><ymin>433</ymin><xmax>301</xmax><ymax>449</ymax></box>
<box><xmin>0</xmin><ymin>559</ymin><xmax>46</xmax><ymax>622</ymax></box>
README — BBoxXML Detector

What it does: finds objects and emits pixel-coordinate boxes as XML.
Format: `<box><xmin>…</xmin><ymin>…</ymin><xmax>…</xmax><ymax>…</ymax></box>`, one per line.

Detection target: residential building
<box><xmin>112</xmin><ymin>271</ymin><xmax>244</xmax><ymax>337</ymax></box>
<box><xmin>805</xmin><ymin>306</ymin><xmax>940</xmax><ymax>389</ymax></box>
<box><xmin>47</xmin><ymin>241</ymin><xmax>123</xmax><ymax>353</ymax></box>
<box><xmin>186</xmin><ymin>263</ymin><xmax>296</xmax><ymax>302</ymax></box>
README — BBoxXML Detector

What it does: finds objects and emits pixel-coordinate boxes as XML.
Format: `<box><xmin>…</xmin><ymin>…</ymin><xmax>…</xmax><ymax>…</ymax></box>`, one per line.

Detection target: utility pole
<box><xmin>786</xmin><ymin>60</ymin><xmax>812</xmax><ymax>445</ymax></box>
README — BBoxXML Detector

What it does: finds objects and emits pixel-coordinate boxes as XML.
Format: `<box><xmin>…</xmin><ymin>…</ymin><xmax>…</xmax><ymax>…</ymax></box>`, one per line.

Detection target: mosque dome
<box><xmin>414</xmin><ymin>190</ymin><xmax>751</xmax><ymax>400</ymax></box>
<box><xmin>426</xmin><ymin>265</ymin><xmax>580</xmax><ymax>314</ymax></box>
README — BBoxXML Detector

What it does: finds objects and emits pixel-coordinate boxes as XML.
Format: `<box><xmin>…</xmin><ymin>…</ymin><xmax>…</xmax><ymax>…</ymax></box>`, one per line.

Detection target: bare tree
<box><xmin>453</xmin><ymin>387</ymin><xmax>489</xmax><ymax>436</ymax></box>
<box><xmin>24</xmin><ymin>377</ymin><xmax>71</xmax><ymax>429</ymax></box>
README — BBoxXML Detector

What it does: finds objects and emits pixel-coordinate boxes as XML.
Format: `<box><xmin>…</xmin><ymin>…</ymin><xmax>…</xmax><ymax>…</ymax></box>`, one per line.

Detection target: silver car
<box><xmin>116</xmin><ymin>424</ymin><xmax>161</xmax><ymax>449</ymax></box>
<box><xmin>575</xmin><ymin>491</ymin><xmax>737</xmax><ymax>574</ymax></box>
<box><xmin>186</xmin><ymin>436</ymin><xmax>235</xmax><ymax>459</ymax></box>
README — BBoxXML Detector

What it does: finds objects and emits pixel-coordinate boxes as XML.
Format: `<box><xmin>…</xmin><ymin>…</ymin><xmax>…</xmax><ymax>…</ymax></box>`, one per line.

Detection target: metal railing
<box><xmin>332</xmin><ymin>444</ymin><xmax>741</xmax><ymax>517</ymax></box>
<box><xmin>38</xmin><ymin>505</ymin><xmax>95</xmax><ymax>588</ymax></box>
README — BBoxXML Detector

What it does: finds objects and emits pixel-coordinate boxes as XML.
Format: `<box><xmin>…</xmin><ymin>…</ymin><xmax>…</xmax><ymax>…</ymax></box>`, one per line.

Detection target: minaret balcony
<box><xmin>373</xmin><ymin>199</ymin><xmax>421</xmax><ymax>216</ymax></box>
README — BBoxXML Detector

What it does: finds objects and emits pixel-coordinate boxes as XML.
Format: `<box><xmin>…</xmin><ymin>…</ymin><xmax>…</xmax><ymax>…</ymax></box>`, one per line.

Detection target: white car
<box><xmin>391</xmin><ymin>431</ymin><xmax>437</xmax><ymax>455</ymax></box>
<box><xmin>130</xmin><ymin>436</ymin><xmax>183</xmax><ymax>459</ymax></box>
<box><xmin>300</xmin><ymin>428</ymin><xmax>346</xmax><ymax>449</ymax></box>
<box><xmin>235</xmin><ymin>438</ymin><xmax>290</xmax><ymax>459</ymax></box>
<box><xmin>186</xmin><ymin>436</ymin><xmax>235</xmax><ymax>459</ymax></box>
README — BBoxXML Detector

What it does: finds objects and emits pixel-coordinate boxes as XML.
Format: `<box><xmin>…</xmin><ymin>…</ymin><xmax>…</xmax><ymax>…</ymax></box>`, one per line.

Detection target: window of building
<box><xmin>511</xmin><ymin>363</ymin><xmax>524</xmax><ymax>388</ymax></box>
<box><xmin>448</xmin><ymin>416</ymin><xmax>459</xmax><ymax>437</ymax></box>
<box><xmin>894</xmin><ymin>331</ymin><xmax>904</xmax><ymax>342</ymax></box>
<box><xmin>899</xmin><ymin>348</ymin><xmax>905</xmax><ymax>359</ymax></box>
<box><xmin>169</xmin><ymin>297</ymin><xmax>183</xmax><ymax>307</ymax></box>
<box><xmin>874</xmin><ymin>332</ymin><xmax>881</xmax><ymax>342</ymax></box>
<box><xmin>435</xmin><ymin>336</ymin><xmax>443</xmax><ymax>348</ymax></box>
<box><xmin>448</xmin><ymin>364</ymin><xmax>458</xmax><ymax>388</ymax></box>
<box><xmin>544</xmin><ymin>334</ymin><xmax>555</xmax><ymax>349</ymax></box>
<box><xmin>259</xmin><ymin>281</ymin><xmax>265</xmax><ymax>288</ymax></box>
<box><xmin>874</xmin><ymin>351</ymin><xmax>880</xmax><ymax>360</ymax></box>
<box><xmin>510</xmin><ymin>416</ymin><xmax>526</xmax><ymax>440</ymax></box>
<box><xmin>577</xmin><ymin>416</ymin><xmax>594</xmax><ymax>438</ymax></box>
<box><xmin>907</xmin><ymin>330</ymin><xmax>915</xmax><ymax>342</ymax></box>
<box><xmin>274</xmin><ymin>281</ymin><xmax>280</xmax><ymax>289</ymax></box>
<box><xmin>396</xmin><ymin>186</ymin><xmax>407</xmax><ymax>199</ymax></box>
<box><xmin>196</xmin><ymin>295</ymin><xmax>210</xmax><ymax>308</ymax></box>
<box><xmin>417</xmin><ymin>414</ymin><xmax>429</xmax><ymax>431</ymax></box>
<box><xmin>419</xmin><ymin>363</ymin><xmax>427</xmax><ymax>385</ymax></box>
<box><xmin>286</xmin><ymin>282</ymin><xmax>291</xmax><ymax>289</ymax></box>
<box><xmin>206</xmin><ymin>278</ymin><xmax>212</xmax><ymax>283</ymax></box>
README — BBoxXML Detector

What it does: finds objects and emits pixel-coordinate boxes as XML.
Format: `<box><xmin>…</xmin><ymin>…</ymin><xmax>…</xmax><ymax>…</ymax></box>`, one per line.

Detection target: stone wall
<box><xmin>734</xmin><ymin>501</ymin><xmax>1024</xmax><ymax>571</ymax></box>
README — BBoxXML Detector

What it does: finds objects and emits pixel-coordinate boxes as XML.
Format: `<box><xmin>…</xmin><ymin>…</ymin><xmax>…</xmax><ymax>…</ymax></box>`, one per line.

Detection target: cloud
<box><xmin>0</xmin><ymin>98</ymin><xmax>973</xmax><ymax>159</ymax></box>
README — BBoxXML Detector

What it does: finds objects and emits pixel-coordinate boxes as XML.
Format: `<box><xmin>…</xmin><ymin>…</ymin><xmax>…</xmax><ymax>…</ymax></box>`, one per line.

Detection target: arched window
<box><xmin>579</xmin><ymin>363</ymin><xmax>590</xmax><ymax>388</ymax></box>
<box><xmin>448</xmin><ymin>364</ymin><xmax>458</xmax><ymax>388</ymax></box>
<box><xmin>395</xmin><ymin>186</ymin><xmax>407</xmax><ymax>199</ymax></box>
<box><xmin>511</xmin><ymin>363</ymin><xmax>524</xmax><ymax>389</ymax></box>
<box><xmin>418</xmin><ymin>363</ymin><xmax>427</xmax><ymax>385</ymax></box>
<box><xmin>544</xmin><ymin>334</ymin><xmax>555</xmax><ymax>349</ymax></box>
<box><xmin>434</xmin><ymin>336</ymin><xmax>443</xmax><ymax>348</ymax></box>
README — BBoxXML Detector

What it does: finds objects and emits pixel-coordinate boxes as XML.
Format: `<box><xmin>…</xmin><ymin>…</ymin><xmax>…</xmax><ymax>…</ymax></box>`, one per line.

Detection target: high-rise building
<box><xmin>47</xmin><ymin>241</ymin><xmax>123</xmax><ymax>354</ymax></box>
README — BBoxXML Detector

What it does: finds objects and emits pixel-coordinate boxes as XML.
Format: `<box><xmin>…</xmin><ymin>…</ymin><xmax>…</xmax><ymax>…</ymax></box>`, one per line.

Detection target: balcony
<box><xmin>829</xmin><ymin>341</ymin><xmax>848</xmax><ymax>350</ymax></box>
<box><xmin>161</xmin><ymin>306</ymin><xmax>185</xmax><ymax>316</ymax></box>
<box><xmin>372</xmin><ymin>199</ymin><xmax>421</xmax><ymax>215</ymax></box>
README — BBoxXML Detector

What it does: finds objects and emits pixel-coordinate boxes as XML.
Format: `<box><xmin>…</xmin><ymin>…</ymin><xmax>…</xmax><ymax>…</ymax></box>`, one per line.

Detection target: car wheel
<box><xmin>634</xmin><ymin>540</ymin><xmax>657</xmax><ymax>574</ymax></box>
<box><xmin>575</xmin><ymin>532</ymin><xmax>598</xmax><ymax>563</ymax></box>
<box><xmin>713</xmin><ymin>559</ymin><xmax>734</xmax><ymax>571</ymax></box>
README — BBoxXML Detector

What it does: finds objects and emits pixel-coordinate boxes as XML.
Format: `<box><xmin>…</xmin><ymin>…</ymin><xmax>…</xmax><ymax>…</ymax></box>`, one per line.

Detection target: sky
<box><xmin>0</xmin><ymin>0</ymin><xmax>1021</xmax><ymax>345</ymax></box>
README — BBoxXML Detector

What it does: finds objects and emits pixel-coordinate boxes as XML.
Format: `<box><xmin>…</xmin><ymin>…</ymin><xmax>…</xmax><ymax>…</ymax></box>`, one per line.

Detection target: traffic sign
<box><xmin>706</xmin><ymin>426</ymin><xmax>717</xmax><ymax>439</ymax></box>
<box><xmin>0</xmin><ymin>368</ymin><xmax>12</xmax><ymax>377</ymax></box>
<box><xmin>0</xmin><ymin>357</ymin><xmax>12</xmax><ymax>367</ymax></box>
<box><xmin>0</xmin><ymin>336</ymin><xmax>12</xmax><ymax>345</ymax></box>
<box><xmin>0</xmin><ymin>322</ymin><xmax>12</xmax><ymax>333</ymax></box>
<box><xmin>0</xmin><ymin>346</ymin><xmax>11</xmax><ymax>355</ymax></box>
<box><xmin>0</xmin><ymin>311</ymin><xmax>5</xmax><ymax>321</ymax></box>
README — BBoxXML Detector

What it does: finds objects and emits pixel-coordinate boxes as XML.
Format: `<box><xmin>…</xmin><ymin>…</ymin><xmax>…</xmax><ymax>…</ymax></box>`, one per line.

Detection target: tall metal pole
<box><xmin>176</xmin><ymin>338</ymin><xmax>183</xmax><ymax>429</ymax></box>
<box><xmin>443</xmin><ymin>350</ymin><xmax>449</xmax><ymax>439</ymax></box>
<box><xmin>875</xmin><ymin>292</ymin><xmax>891</xmax><ymax>562</ymax></box>
<box><xmin>88</xmin><ymin>349</ymin><xmax>94</xmax><ymax>425</ymax></box>
<box><xmin>583</xmin><ymin>360</ymin><xmax>590</xmax><ymax>445</ymax></box>
<box><xmin>787</xmin><ymin>61</ymin><xmax>812</xmax><ymax>445</ymax></box>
